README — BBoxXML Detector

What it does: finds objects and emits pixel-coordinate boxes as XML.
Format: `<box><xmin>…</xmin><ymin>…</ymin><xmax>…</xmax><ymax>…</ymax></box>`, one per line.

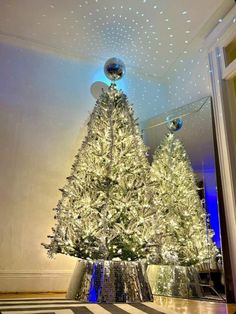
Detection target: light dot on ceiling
<box><xmin>32</xmin><ymin>0</ymin><xmax>214</xmax><ymax>91</ymax></box>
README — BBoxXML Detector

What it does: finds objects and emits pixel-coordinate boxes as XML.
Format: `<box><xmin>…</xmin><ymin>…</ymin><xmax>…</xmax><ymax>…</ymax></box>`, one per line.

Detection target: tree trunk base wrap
<box><xmin>66</xmin><ymin>260</ymin><xmax>153</xmax><ymax>303</ymax></box>
<box><xmin>147</xmin><ymin>265</ymin><xmax>202</xmax><ymax>298</ymax></box>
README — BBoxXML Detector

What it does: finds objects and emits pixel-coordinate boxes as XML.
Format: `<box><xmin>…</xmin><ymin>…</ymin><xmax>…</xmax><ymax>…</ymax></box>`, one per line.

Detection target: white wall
<box><xmin>0</xmin><ymin>42</ymin><xmax>94</xmax><ymax>291</ymax></box>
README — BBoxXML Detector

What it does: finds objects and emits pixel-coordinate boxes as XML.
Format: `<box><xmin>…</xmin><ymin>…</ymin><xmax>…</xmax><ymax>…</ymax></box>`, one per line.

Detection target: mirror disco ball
<box><xmin>104</xmin><ymin>57</ymin><xmax>126</xmax><ymax>81</ymax></box>
<box><xmin>166</xmin><ymin>117</ymin><xmax>183</xmax><ymax>132</ymax></box>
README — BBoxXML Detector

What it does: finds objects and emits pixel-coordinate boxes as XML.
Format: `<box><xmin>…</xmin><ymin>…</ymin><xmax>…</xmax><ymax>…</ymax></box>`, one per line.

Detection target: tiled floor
<box><xmin>154</xmin><ymin>296</ymin><xmax>236</xmax><ymax>314</ymax></box>
<box><xmin>0</xmin><ymin>293</ymin><xmax>235</xmax><ymax>314</ymax></box>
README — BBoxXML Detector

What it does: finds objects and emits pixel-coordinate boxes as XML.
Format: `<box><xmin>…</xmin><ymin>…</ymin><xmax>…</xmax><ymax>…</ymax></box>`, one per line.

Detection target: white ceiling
<box><xmin>0</xmin><ymin>0</ymin><xmax>233</xmax><ymax>79</ymax></box>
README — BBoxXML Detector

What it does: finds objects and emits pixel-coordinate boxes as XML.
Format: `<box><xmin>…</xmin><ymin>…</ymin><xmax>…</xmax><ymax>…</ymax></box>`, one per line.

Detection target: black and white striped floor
<box><xmin>0</xmin><ymin>298</ymin><xmax>177</xmax><ymax>314</ymax></box>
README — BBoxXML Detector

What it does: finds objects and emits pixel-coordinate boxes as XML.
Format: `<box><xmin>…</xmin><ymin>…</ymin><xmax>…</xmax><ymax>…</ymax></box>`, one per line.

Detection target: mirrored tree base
<box><xmin>147</xmin><ymin>265</ymin><xmax>203</xmax><ymax>298</ymax></box>
<box><xmin>66</xmin><ymin>260</ymin><xmax>153</xmax><ymax>303</ymax></box>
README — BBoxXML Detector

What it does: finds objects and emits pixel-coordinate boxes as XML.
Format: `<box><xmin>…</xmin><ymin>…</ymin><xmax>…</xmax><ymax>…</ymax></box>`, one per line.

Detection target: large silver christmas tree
<box><xmin>43</xmin><ymin>84</ymin><xmax>153</xmax><ymax>261</ymax></box>
<box><xmin>150</xmin><ymin>132</ymin><xmax>217</xmax><ymax>266</ymax></box>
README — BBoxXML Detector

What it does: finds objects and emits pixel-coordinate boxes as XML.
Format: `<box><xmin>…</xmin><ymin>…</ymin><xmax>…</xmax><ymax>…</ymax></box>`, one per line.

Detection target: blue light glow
<box><xmin>89</xmin><ymin>263</ymin><xmax>98</xmax><ymax>302</ymax></box>
<box><xmin>203</xmin><ymin>164</ymin><xmax>221</xmax><ymax>249</ymax></box>
<box><xmin>92</xmin><ymin>67</ymin><xmax>126</xmax><ymax>91</ymax></box>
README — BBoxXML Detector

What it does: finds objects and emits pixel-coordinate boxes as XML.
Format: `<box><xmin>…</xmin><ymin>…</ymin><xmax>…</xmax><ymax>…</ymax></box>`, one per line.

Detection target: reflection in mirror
<box><xmin>142</xmin><ymin>96</ymin><xmax>225</xmax><ymax>302</ymax></box>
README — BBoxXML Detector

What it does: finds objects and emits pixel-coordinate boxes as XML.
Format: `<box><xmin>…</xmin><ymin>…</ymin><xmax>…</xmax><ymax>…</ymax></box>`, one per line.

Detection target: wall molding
<box><xmin>0</xmin><ymin>270</ymin><xmax>73</xmax><ymax>292</ymax></box>
<box><xmin>206</xmin><ymin>4</ymin><xmax>236</xmax><ymax>302</ymax></box>
<box><xmin>0</xmin><ymin>270</ymin><xmax>73</xmax><ymax>278</ymax></box>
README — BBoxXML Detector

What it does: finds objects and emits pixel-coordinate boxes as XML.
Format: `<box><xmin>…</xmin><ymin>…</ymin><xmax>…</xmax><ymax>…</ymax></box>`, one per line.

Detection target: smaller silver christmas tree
<box><xmin>150</xmin><ymin>132</ymin><xmax>217</xmax><ymax>266</ymax></box>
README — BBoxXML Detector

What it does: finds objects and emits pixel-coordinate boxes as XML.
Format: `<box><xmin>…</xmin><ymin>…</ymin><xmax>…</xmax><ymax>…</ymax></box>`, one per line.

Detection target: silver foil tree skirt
<box><xmin>146</xmin><ymin>265</ymin><xmax>203</xmax><ymax>298</ymax></box>
<box><xmin>66</xmin><ymin>260</ymin><xmax>153</xmax><ymax>303</ymax></box>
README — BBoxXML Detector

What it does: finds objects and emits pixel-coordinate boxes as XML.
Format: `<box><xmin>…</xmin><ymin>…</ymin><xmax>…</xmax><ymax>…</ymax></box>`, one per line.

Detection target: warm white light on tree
<box><xmin>42</xmin><ymin>84</ymin><xmax>153</xmax><ymax>261</ymax></box>
<box><xmin>149</xmin><ymin>132</ymin><xmax>217</xmax><ymax>266</ymax></box>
